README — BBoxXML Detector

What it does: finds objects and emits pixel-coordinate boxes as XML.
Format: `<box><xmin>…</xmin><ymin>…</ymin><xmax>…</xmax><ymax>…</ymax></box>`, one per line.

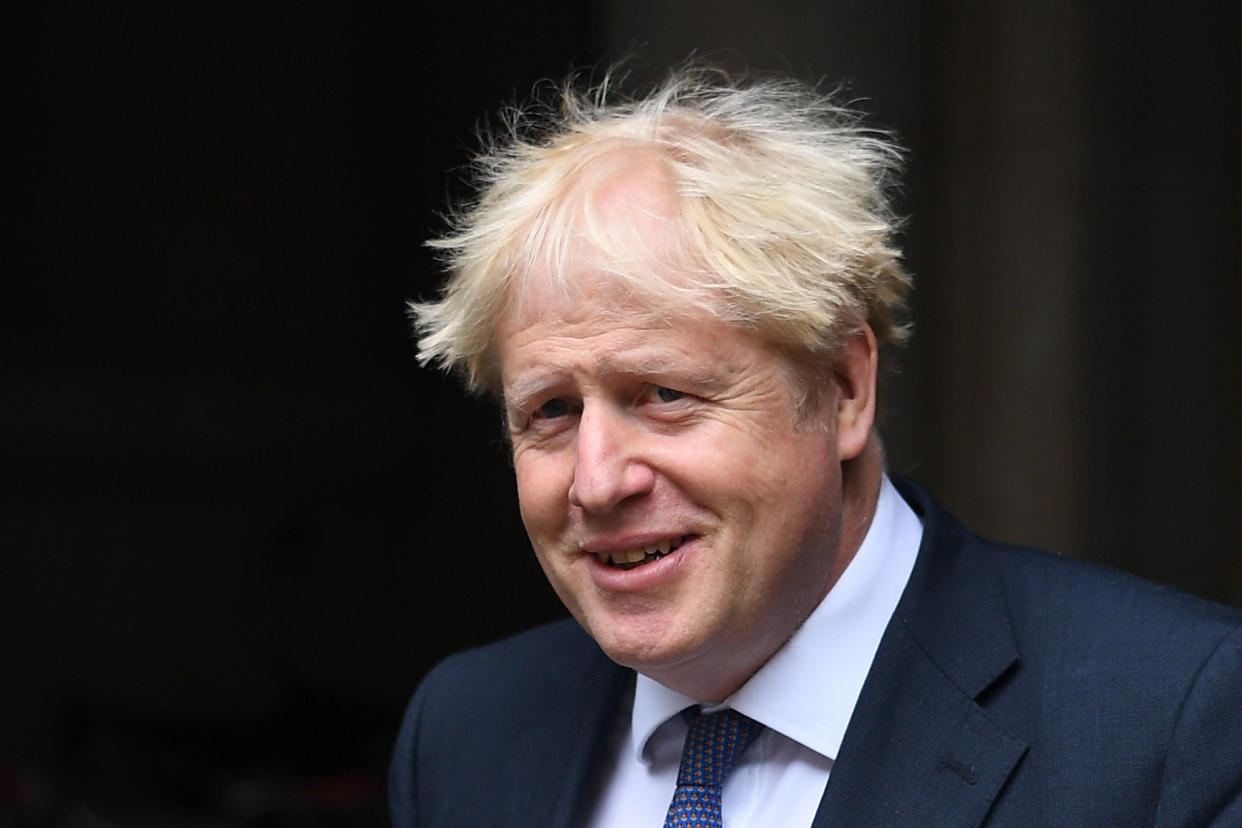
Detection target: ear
<box><xmin>832</xmin><ymin>324</ymin><xmax>879</xmax><ymax>461</ymax></box>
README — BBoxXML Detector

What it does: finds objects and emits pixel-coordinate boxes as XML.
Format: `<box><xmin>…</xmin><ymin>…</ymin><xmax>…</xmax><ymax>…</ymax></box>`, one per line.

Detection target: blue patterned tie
<box><xmin>662</xmin><ymin>707</ymin><xmax>762</xmax><ymax>828</ymax></box>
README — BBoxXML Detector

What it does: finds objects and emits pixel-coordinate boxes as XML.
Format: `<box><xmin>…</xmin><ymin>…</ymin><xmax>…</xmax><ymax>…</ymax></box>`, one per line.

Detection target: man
<box><xmin>390</xmin><ymin>66</ymin><xmax>1241</xmax><ymax>826</ymax></box>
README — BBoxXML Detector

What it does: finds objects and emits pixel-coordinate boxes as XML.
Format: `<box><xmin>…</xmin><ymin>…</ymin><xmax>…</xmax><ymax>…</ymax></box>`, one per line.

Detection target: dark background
<box><xmin>6</xmin><ymin>1</ymin><xmax>1239</xmax><ymax>824</ymax></box>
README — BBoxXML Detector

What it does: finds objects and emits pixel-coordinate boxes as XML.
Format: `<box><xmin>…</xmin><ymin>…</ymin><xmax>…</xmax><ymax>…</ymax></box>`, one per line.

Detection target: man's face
<box><xmin>497</xmin><ymin>287</ymin><xmax>850</xmax><ymax>700</ymax></box>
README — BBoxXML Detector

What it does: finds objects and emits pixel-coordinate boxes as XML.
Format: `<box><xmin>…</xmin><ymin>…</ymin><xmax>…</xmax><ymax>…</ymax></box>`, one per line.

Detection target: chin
<box><xmin>590</xmin><ymin>620</ymin><xmax>710</xmax><ymax>680</ymax></box>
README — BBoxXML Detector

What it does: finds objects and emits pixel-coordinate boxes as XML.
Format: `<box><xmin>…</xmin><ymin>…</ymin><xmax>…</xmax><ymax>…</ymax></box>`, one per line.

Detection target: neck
<box><xmin>826</xmin><ymin>433</ymin><xmax>885</xmax><ymax>588</ymax></box>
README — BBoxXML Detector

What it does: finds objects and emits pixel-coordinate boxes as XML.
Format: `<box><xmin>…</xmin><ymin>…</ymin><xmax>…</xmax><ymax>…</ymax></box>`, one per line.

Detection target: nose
<box><xmin>568</xmin><ymin>402</ymin><xmax>655</xmax><ymax>514</ymax></box>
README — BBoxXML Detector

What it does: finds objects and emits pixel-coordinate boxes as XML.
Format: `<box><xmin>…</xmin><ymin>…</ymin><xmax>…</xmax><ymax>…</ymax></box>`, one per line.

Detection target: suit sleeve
<box><xmin>1154</xmin><ymin>623</ymin><xmax>1242</xmax><ymax>827</ymax></box>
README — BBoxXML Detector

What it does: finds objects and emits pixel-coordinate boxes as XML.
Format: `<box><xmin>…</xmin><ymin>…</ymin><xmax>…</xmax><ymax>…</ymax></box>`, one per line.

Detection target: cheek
<box><xmin>514</xmin><ymin>454</ymin><xmax>572</xmax><ymax>536</ymax></box>
<box><xmin>721</xmin><ymin>434</ymin><xmax>838</xmax><ymax>531</ymax></box>
<box><xmin>704</xmin><ymin>430</ymin><xmax>818</xmax><ymax>494</ymax></box>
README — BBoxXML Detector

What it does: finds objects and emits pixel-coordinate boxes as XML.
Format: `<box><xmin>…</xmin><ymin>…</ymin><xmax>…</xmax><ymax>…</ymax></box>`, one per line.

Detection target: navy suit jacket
<box><xmin>390</xmin><ymin>481</ymin><xmax>1242</xmax><ymax>826</ymax></box>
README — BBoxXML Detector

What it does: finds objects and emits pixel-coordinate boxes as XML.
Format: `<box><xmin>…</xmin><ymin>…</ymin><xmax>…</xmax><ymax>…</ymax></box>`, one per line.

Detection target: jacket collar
<box><xmin>812</xmin><ymin>479</ymin><xmax>1028</xmax><ymax>827</ymax></box>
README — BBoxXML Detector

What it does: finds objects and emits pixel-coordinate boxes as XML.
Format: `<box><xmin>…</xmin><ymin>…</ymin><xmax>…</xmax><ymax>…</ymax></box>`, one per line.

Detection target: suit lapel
<box><xmin>812</xmin><ymin>481</ymin><xmax>1028</xmax><ymax>827</ymax></box>
<box><xmin>500</xmin><ymin>653</ymin><xmax>631</xmax><ymax>828</ymax></box>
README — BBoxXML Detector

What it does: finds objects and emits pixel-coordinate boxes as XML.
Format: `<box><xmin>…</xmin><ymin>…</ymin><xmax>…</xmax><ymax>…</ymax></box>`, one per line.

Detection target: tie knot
<box><xmin>675</xmin><ymin>707</ymin><xmax>762</xmax><ymax>790</ymax></box>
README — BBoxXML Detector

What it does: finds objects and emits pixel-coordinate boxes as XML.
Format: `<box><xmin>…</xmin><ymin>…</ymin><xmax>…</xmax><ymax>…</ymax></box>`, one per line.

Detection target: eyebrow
<box><xmin>502</xmin><ymin>352</ymin><xmax>730</xmax><ymax>412</ymax></box>
<box><xmin>606</xmin><ymin>354</ymin><xmax>728</xmax><ymax>392</ymax></box>
<box><xmin>502</xmin><ymin>374</ymin><xmax>566</xmax><ymax>414</ymax></box>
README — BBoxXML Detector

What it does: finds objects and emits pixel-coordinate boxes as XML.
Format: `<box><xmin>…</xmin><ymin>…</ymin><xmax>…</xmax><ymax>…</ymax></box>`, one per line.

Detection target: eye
<box><xmin>641</xmin><ymin>384</ymin><xmax>686</xmax><ymax>405</ymax></box>
<box><xmin>532</xmin><ymin>397</ymin><xmax>573</xmax><ymax>419</ymax></box>
<box><xmin>654</xmin><ymin>385</ymin><xmax>684</xmax><ymax>403</ymax></box>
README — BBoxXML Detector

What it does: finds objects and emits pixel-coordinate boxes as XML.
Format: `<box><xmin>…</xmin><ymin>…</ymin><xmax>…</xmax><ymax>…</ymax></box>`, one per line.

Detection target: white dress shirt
<box><xmin>584</xmin><ymin>476</ymin><xmax>924</xmax><ymax>827</ymax></box>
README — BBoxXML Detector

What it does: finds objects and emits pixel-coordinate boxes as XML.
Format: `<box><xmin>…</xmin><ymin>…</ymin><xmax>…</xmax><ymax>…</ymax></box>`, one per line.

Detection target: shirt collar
<box><xmin>629</xmin><ymin>475</ymin><xmax>924</xmax><ymax>762</ymax></box>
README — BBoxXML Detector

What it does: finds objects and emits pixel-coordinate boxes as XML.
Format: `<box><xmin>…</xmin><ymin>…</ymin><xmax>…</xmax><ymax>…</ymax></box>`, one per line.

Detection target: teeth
<box><xmin>602</xmin><ymin>536</ymin><xmax>685</xmax><ymax>567</ymax></box>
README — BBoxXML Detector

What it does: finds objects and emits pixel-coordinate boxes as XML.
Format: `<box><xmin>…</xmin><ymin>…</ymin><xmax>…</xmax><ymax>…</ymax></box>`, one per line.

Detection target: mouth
<box><xmin>594</xmin><ymin>536</ymin><xmax>690</xmax><ymax>570</ymax></box>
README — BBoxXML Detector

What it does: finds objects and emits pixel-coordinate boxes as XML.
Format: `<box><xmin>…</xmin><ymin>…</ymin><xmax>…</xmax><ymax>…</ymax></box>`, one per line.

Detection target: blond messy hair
<box><xmin>412</xmin><ymin>64</ymin><xmax>912</xmax><ymax>398</ymax></box>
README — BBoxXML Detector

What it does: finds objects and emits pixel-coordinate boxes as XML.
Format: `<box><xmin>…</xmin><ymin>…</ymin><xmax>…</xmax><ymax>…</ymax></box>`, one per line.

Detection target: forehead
<box><xmin>498</xmin><ymin>279</ymin><xmax>723</xmax><ymax>367</ymax></box>
<box><xmin>502</xmin><ymin>148</ymin><xmax>691</xmax><ymax>328</ymax></box>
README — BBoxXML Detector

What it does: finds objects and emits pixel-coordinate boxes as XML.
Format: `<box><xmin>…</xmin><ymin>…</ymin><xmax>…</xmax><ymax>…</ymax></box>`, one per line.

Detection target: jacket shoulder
<box><xmin>977</xmin><ymin>532</ymin><xmax>1240</xmax><ymax>654</ymax></box>
<box><xmin>896</xmin><ymin>476</ymin><xmax>1241</xmax><ymax>651</ymax></box>
<box><xmin>389</xmin><ymin>619</ymin><xmax>627</xmax><ymax>828</ymax></box>
<box><xmin>414</xmin><ymin>617</ymin><xmax>614</xmax><ymax>723</ymax></box>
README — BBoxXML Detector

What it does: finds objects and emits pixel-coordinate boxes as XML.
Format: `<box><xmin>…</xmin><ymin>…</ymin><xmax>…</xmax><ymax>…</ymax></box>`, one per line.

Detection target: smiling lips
<box><xmin>595</xmin><ymin>536</ymin><xmax>689</xmax><ymax>569</ymax></box>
